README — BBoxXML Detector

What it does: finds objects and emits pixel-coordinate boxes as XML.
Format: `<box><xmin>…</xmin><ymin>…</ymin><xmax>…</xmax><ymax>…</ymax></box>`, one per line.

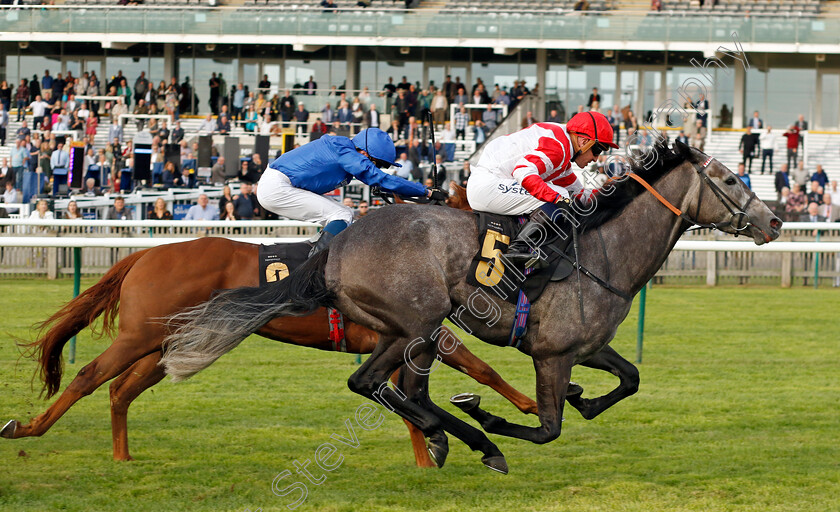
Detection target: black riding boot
<box><xmin>505</xmin><ymin>202</ymin><xmax>573</xmax><ymax>270</ymax></box>
<box><xmin>308</xmin><ymin>230</ymin><xmax>336</xmax><ymax>258</ymax></box>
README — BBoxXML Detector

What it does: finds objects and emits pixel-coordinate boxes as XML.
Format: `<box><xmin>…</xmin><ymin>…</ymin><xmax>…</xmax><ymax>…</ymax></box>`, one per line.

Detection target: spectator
<box><xmin>106</xmin><ymin>196</ymin><xmax>132</xmax><ymax>220</ymax></box>
<box><xmin>819</xmin><ymin>193</ymin><xmax>833</xmax><ymax>221</ymax></box>
<box><xmin>117</xmin><ymin>78</ymin><xmax>131</xmax><ymax>108</ymax></box>
<box><xmin>211</xmin><ymin>156</ymin><xmax>227</xmax><ymax>184</ymax></box>
<box><xmin>828</xmin><ymin>181</ymin><xmax>840</xmax><ymax>222</ymax></box>
<box><xmin>363</xmin><ymin>103</ymin><xmax>380</xmax><ymax>130</ymax></box>
<box><xmin>2</xmin><ymin>181</ymin><xmax>19</xmax><ymax>214</ymax></box>
<box><xmin>304</xmin><ymin>75</ymin><xmax>317</xmax><ymax>95</ymax></box>
<box><xmin>651</xmin><ymin>0</ymin><xmax>662</xmax><ymax>10</ymax></box>
<box><xmin>800</xmin><ymin>202</ymin><xmax>826</xmax><ymax>223</ymax></box>
<box><xmin>791</xmin><ymin>161</ymin><xmax>809</xmax><ymax>188</ymax></box>
<box><xmin>393</xmin><ymin>153</ymin><xmax>413</xmax><ymax>180</ymax></box>
<box><xmin>237</xmin><ymin>159</ymin><xmax>260</xmax><ymax>184</ymax></box>
<box><xmin>183</xmin><ymin>193</ymin><xmax>219</xmax><ymax>220</ymax></box>
<box><xmin>147</xmin><ymin>197</ymin><xmax>173</xmax><ymax>220</ymax></box>
<box><xmin>336</xmin><ymin>101</ymin><xmax>352</xmax><ymax>129</ymax></box>
<box><xmin>694</xmin><ymin>94</ymin><xmax>709</xmax><ymax>128</ymax></box>
<box><xmin>171</xmin><ymin>121</ymin><xmax>185</xmax><ymax>144</ymax></box>
<box><xmin>441</xmin><ymin>121</ymin><xmax>456</xmax><ymax>142</ymax></box>
<box><xmin>739</xmin><ymin>126</ymin><xmax>759</xmax><ymax>173</ymax></box>
<box><xmin>794</xmin><ymin>114</ymin><xmax>808</xmax><ymax>132</ymax></box>
<box><xmin>218</xmin><ymin>184</ymin><xmax>234</xmax><ymax>214</ymax></box>
<box><xmin>737</xmin><ymin>163</ymin><xmax>751</xmax><ymax>190</ymax></box>
<box><xmin>355</xmin><ymin>200</ymin><xmax>370</xmax><ymax>219</ymax></box>
<box><xmin>454</xmin><ymin>106</ymin><xmax>469</xmax><ymax>140</ymax></box>
<box><xmin>218</xmin><ymin>114</ymin><xmax>231</xmax><ymax>135</ymax></box>
<box><xmin>233</xmin><ymin>182</ymin><xmax>259</xmax><ymax>219</ymax></box>
<box><xmin>82</xmin><ymin>177</ymin><xmax>102</xmax><ymax>196</ymax></box>
<box><xmin>29</xmin><ymin>199</ymin><xmax>54</xmax><ymax>220</ymax></box>
<box><xmin>29</xmin><ymin>95</ymin><xmax>49</xmax><ymax>130</ymax></box>
<box><xmin>785</xmin><ymin>183</ymin><xmax>807</xmax><ymax>218</ymax></box>
<box><xmin>807</xmin><ymin>181</ymin><xmax>824</xmax><ymax>206</ymax></box>
<box><xmin>133</xmin><ymin>99</ymin><xmax>149</xmax><ymax>130</ymax></box>
<box><xmin>47</xmin><ymin>140</ymin><xmax>69</xmax><ymax>199</ymax></box>
<box><xmin>428</xmin><ymin>154</ymin><xmax>447</xmax><ymax>184</ymax></box>
<box><xmin>0</xmin><ymin>103</ymin><xmax>7</xmax><ymax>146</ymax></box>
<box><xmin>220</xmin><ymin>200</ymin><xmax>239</xmax><ymax>221</ymax></box>
<box><xmin>198</xmin><ymin>114</ymin><xmax>217</xmax><ymax>133</ymax></box>
<box><xmin>158</xmin><ymin>120</ymin><xmax>170</xmax><ymax>143</ymax></box>
<box><xmin>783</xmin><ymin>125</ymin><xmax>800</xmax><ymax>168</ymax></box>
<box><xmin>63</xmin><ymin>200</ymin><xmax>83</xmax><ymax>219</ymax></box>
<box><xmin>521</xmin><ymin>110</ymin><xmax>538</xmax><ymax>129</ymax></box>
<box><xmin>482</xmin><ymin>104</ymin><xmax>498</xmax><ymax>131</ymax></box>
<box><xmin>0</xmin><ymin>80</ymin><xmax>12</xmax><ymax>113</ymax></box>
<box><xmin>546</xmin><ymin>108</ymin><xmax>563</xmax><ymax>124</ymax></box>
<box><xmin>430</xmin><ymin>90</ymin><xmax>448</xmax><ymax>127</ymax></box>
<box><xmin>758</xmin><ymin>126</ymin><xmax>776</xmax><ymax>175</ymax></box>
<box><xmin>15</xmin><ymin>79</ymin><xmax>28</xmax><ymax>122</ymax></box>
<box><xmin>112</xmin><ymin>97</ymin><xmax>128</xmax><ymax>126</ymax></box>
<box><xmin>586</xmin><ymin>87</ymin><xmax>600</xmax><ymax>110</ymax></box>
<box><xmin>231</xmin><ymin>83</ymin><xmax>245</xmax><ymax>121</ymax></box>
<box><xmin>245</xmin><ymin>105</ymin><xmax>259</xmax><ymax>132</ymax></box>
<box><xmin>811</xmin><ymin>165</ymin><xmax>829</xmax><ymax>189</ymax></box>
<box><xmin>774</xmin><ymin>164</ymin><xmax>790</xmax><ymax>200</ymax></box>
<box><xmin>675</xmin><ymin>130</ymin><xmax>689</xmax><ymax>145</ymax></box>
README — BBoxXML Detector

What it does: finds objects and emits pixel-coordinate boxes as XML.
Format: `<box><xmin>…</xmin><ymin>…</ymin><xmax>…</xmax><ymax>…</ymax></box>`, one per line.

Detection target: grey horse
<box><xmin>160</xmin><ymin>140</ymin><xmax>782</xmax><ymax>473</ymax></box>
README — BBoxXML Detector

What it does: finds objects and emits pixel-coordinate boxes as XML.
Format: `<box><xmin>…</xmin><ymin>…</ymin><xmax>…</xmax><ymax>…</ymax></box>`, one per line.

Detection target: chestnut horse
<box><xmin>2</xmin><ymin>187</ymin><xmax>536</xmax><ymax>466</ymax></box>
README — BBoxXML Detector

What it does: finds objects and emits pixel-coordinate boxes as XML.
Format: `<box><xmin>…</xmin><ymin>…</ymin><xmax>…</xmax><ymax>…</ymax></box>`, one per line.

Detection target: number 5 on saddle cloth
<box><xmin>466</xmin><ymin>206</ymin><xmax>577</xmax><ymax>307</ymax></box>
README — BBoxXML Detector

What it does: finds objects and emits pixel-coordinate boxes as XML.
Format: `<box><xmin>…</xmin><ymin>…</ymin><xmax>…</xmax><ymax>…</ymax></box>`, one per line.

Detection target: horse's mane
<box><xmin>576</xmin><ymin>138</ymin><xmax>697</xmax><ymax>233</ymax></box>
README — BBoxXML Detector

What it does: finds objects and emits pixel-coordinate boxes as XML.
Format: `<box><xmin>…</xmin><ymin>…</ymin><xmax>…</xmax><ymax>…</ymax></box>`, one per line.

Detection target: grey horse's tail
<box><xmin>160</xmin><ymin>250</ymin><xmax>333</xmax><ymax>382</ymax></box>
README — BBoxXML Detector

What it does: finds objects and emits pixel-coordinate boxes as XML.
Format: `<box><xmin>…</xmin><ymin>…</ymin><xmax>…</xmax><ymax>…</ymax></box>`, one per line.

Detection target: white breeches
<box><xmin>256</xmin><ymin>168</ymin><xmax>354</xmax><ymax>226</ymax></box>
<box><xmin>466</xmin><ymin>166</ymin><xmax>570</xmax><ymax>216</ymax></box>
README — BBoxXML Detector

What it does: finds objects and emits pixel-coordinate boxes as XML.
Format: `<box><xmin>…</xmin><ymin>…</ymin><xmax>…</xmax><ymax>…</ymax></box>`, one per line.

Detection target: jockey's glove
<box><xmin>428</xmin><ymin>189</ymin><xmax>449</xmax><ymax>203</ymax></box>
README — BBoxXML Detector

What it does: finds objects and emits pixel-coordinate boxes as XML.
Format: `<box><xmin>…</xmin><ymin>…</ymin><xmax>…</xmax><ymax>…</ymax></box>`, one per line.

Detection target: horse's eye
<box><xmin>725</xmin><ymin>177</ymin><xmax>737</xmax><ymax>186</ymax></box>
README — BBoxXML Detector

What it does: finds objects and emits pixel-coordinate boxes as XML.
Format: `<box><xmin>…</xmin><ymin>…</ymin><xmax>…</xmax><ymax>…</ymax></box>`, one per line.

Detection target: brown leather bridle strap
<box><xmin>626</xmin><ymin>172</ymin><xmax>683</xmax><ymax>217</ymax></box>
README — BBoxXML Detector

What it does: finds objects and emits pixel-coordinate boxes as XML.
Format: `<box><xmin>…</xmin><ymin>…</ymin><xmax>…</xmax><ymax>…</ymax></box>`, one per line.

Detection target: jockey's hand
<box><xmin>428</xmin><ymin>188</ymin><xmax>448</xmax><ymax>203</ymax></box>
<box><xmin>554</xmin><ymin>189</ymin><xmax>571</xmax><ymax>205</ymax></box>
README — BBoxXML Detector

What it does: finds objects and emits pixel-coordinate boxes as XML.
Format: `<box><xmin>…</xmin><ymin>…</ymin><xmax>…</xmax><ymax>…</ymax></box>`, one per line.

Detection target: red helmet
<box><xmin>567</xmin><ymin>111</ymin><xmax>619</xmax><ymax>150</ymax></box>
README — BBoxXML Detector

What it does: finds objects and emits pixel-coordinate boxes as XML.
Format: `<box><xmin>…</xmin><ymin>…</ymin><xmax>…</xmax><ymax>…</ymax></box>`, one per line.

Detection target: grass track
<box><xmin>1</xmin><ymin>279</ymin><xmax>839</xmax><ymax>511</ymax></box>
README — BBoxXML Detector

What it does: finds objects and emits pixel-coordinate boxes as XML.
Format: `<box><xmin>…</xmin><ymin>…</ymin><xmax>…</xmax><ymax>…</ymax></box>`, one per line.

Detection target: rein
<box><xmin>560</xmin><ymin>152</ymin><xmax>765</xmax><ymax>304</ymax></box>
<box><xmin>627</xmin><ymin>156</ymin><xmax>762</xmax><ymax>236</ymax></box>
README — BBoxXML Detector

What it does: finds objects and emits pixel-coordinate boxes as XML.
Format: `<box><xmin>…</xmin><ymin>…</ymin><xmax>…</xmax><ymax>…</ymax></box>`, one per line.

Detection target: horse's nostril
<box><xmin>770</xmin><ymin>217</ymin><xmax>782</xmax><ymax>230</ymax></box>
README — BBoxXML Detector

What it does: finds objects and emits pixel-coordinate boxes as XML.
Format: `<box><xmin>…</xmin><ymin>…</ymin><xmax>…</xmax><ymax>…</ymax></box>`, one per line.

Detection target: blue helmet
<box><xmin>352</xmin><ymin>128</ymin><xmax>401</xmax><ymax>168</ymax></box>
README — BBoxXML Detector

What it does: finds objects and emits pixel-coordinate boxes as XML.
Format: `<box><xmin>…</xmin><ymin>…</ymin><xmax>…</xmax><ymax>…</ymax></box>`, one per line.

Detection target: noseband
<box><xmin>626</xmin><ymin>155</ymin><xmax>756</xmax><ymax>233</ymax></box>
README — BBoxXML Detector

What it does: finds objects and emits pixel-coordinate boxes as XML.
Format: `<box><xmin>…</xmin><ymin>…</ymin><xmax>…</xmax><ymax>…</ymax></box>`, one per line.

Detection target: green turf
<box><xmin>1</xmin><ymin>279</ymin><xmax>839</xmax><ymax>512</ymax></box>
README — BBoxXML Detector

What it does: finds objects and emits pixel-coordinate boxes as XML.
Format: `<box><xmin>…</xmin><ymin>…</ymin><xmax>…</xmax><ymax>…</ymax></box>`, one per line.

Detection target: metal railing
<box><xmin>0</xmin><ymin>6</ymin><xmax>836</xmax><ymax>47</ymax></box>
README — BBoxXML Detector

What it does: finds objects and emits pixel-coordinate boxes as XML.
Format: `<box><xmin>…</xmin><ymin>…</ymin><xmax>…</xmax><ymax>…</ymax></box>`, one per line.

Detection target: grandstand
<box><xmin>0</xmin><ymin>0</ymin><xmax>838</xmax><ymax>216</ymax></box>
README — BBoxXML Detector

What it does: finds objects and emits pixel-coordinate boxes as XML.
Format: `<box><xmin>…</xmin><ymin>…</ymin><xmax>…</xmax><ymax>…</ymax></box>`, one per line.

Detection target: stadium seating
<box><xmin>660</xmin><ymin>0</ymin><xmax>821</xmax><ymax>16</ymax></box>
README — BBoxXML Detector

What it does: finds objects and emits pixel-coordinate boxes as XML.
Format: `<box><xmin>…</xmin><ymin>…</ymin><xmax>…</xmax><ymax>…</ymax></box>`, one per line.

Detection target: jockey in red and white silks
<box><xmin>466</xmin><ymin>111</ymin><xmax>619</xmax><ymax>267</ymax></box>
<box><xmin>467</xmin><ymin>111</ymin><xmax>618</xmax><ymax>216</ymax></box>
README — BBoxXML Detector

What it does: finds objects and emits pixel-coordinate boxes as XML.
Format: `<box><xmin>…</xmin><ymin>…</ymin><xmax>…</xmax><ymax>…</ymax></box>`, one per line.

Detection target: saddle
<box><xmin>466</xmin><ymin>211</ymin><xmax>577</xmax><ymax>305</ymax></box>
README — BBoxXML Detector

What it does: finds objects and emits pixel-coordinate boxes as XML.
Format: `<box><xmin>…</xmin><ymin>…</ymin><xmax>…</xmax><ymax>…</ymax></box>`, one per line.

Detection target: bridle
<box><xmin>625</xmin><ymin>155</ymin><xmax>764</xmax><ymax>237</ymax></box>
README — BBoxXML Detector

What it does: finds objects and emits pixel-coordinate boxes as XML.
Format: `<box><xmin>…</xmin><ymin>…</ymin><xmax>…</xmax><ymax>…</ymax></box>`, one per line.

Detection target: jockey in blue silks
<box><xmin>257</xmin><ymin>127</ymin><xmax>445</xmax><ymax>256</ymax></box>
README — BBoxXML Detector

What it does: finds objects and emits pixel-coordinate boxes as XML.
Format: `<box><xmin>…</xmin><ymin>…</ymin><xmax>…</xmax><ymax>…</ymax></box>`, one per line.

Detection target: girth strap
<box><xmin>328</xmin><ymin>308</ymin><xmax>346</xmax><ymax>352</ymax></box>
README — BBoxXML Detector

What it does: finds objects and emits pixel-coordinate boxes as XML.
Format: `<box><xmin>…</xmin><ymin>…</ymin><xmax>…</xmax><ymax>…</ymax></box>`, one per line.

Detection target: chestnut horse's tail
<box><xmin>26</xmin><ymin>249</ymin><xmax>148</xmax><ymax>398</ymax></box>
<box><xmin>160</xmin><ymin>249</ymin><xmax>333</xmax><ymax>382</ymax></box>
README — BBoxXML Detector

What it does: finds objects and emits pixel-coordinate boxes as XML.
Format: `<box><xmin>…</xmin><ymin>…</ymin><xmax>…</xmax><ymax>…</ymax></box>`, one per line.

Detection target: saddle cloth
<box><xmin>258</xmin><ymin>241</ymin><xmax>347</xmax><ymax>352</ymax></box>
<box><xmin>466</xmin><ymin>211</ymin><xmax>575</xmax><ymax>305</ymax></box>
<box><xmin>258</xmin><ymin>241</ymin><xmax>312</xmax><ymax>287</ymax></box>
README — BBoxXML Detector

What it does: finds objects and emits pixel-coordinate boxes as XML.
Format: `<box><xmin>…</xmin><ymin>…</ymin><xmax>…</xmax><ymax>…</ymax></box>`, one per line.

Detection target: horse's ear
<box><xmin>673</xmin><ymin>138</ymin><xmax>693</xmax><ymax>160</ymax></box>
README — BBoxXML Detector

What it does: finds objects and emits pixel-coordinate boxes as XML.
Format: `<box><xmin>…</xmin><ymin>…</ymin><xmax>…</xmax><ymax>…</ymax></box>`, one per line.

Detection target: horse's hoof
<box><xmin>450</xmin><ymin>393</ymin><xmax>481</xmax><ymax>412</ymax></box>
<box><xmin>1</xmin><ymin>420</ymin><xmax>18</xmax><ymax>439</ymax></box>
<box><xmin>427</xmin><ymin>433</ymin><xmax>449</xmax><ymax>468</ymax></box>
<box><xmin>482</xmin><ymin>455</ymin><xmax>509</xmax><ymax>474</ymax></box>
<box><xmin>567</xmin><ymin>381</ymin><xmax>584</xmax><ymax>398</ymax></box>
